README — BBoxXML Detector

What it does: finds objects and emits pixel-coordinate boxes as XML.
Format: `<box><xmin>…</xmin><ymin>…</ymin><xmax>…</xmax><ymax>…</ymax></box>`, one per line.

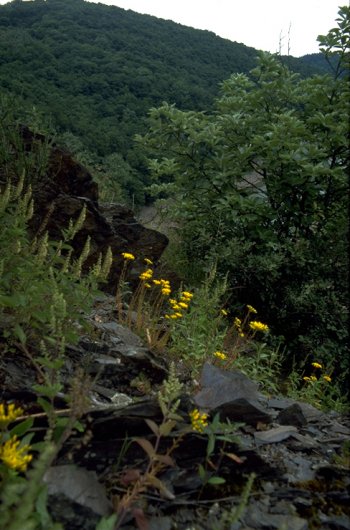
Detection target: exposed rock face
<box><xmin>20</xmin><ymin>126</ymin><xmax>168</xmax><ymax>292</ymax></box>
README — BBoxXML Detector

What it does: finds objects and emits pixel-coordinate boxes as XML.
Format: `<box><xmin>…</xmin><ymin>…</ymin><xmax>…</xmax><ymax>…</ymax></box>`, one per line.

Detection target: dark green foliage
<box><xmin>139</xmin><ymin>7</ymin><xmax>349</xmax><ymax>383</ymax></box>
<box><xmin>0</xmin><ymin>0</ymin><xmax>331</xmax><ymax>205</ymax></box>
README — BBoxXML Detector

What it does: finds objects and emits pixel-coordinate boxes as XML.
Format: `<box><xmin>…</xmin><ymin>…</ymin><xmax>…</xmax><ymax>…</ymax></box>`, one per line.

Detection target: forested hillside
<box><xmin>0</xmin><ymin>6</ymin><xmax>348</xmax><ymax>528</ymax></box>
<box><xmin>0</xmin><ymin>0</ymin><xmax>331</xmax><ymax>203</ymax></box>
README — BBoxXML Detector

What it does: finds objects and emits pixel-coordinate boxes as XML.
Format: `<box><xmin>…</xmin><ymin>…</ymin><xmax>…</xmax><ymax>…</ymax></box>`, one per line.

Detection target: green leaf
<box><xmin>95</xmin><ymin>514</ymin><xmax>117</xmax><ymax>530</ymax></box>
<box><xmin>198</xmin><ymin>464</ymin><xmax>206</xmax><ymax>481</ymax></box>
<box><xmin>159</xmin><ymin>419</ymin><xmax>176</xmax><ymax>437</ymax></box>
<box><xmin>34</xmin><ymin>485</ymin><xmax>51</xmax><ymax>528</ymax></box>
<box><xmin>134</xmin><ymin>438</ymin><xmax>155</xmax><ymax>458</ymax></box>
<box><xmin>73</xmin><ymin>419</ymin><xmax>85</xmax><ymax>433</ymax></box>
<box><xmin>206</xmin><ymin>433</ymin><xmax>216</xmax><ymax>458</ymax></box>
<box><xmin>9</xmin><ymin>418</ymin><xmax>33</xmax><ymax>438</ymax></box>
<box><xmin>145</xmin><ymin>418</ymin><xmax>160</xmax><ymax>436</ymax></box>
<box><xmin>14</xmin><ymin>323</ymin><xmax>26</xmax><ymax>344</ymax></box>
<box><xmin>207</xmin><ymin>476</ymin><xmax>226</xmax><ymax>485</ymax></box>
<box><xmin>33</xmin><ymin>383</ymin><xmax>62</xmax><ymax>399</ymax></box>
<box><xmin>37</xmin><ymin>397</ymin><xmax>53</xmax><ymax>415</ymax></box>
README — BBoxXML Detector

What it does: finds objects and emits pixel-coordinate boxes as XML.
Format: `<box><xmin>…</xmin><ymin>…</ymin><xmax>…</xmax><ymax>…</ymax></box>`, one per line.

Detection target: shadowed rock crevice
<box><xmin>19</xmin><ymin>126</ymin><xmax>168</xmax><ymax>292</ymax></box>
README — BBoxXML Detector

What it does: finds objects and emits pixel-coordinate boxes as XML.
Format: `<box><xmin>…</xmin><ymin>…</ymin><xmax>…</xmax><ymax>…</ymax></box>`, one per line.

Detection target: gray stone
<box><xmin>254</xmin><ymin>425</ymin><xmax>298</xmax><ymax>444</ymax></box>
<box><xmin>244</xmin><ymin>505</ymin><xmax>308</xmax><ymax>530</ymax></box>
<box><xmin>95</xmin><ymin>321</ymin><xmax>144</xmax><ymax>347</ymax></box>
<box><xmin>277</xmin><ymin>404</ymin><xmax>307</xmax><ymax>427</ymax></box>
<box><xmin>214</xmin><ymin>398</ymin><xmax>272</xmax><ymax>426</ymax></box>
<box><xmin>44</xmin><ymin>465</ymin><xmax>112</xmax><ymax>516</ymax></box>
<box><xmin>194</xmin><ymin>363</ymin><xmax>261</xmax><ymax>409</ymax></box>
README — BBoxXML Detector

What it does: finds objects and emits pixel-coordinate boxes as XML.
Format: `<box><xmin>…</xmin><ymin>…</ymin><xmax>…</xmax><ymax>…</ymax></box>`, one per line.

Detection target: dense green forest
<box><xmin>0</xmin><ymin>0</ymin><xmax>333</xmax><ymax>204</ymax></box>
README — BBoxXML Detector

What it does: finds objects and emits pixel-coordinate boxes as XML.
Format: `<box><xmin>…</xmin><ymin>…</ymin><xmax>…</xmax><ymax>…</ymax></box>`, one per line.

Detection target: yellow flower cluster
<box><xmin>189</xmin><ymin>409</ymin><xmax>208</xmax><ymax>432</ymax></box>
<box><xmin>246</xmin><ymin>304</ymin><xmax>257</xmax><ymax>314</ymax></box>
<box><xmin>312</xmin><ymin>362</ymin><xmax>322</xmax><ymax>369</ymax></box>
<box><xmin>165</xmin><ymin>291</ymin><xmax>193</xmax><ymax>320</ymax></box>
<box><xmin>0</xmin><ymin>436</ymin><xmax>32</xmax><ymax>472</ymax></box>
<box><xmin>0</xmin><ymin>403</ymin><xmax>23</xmax><ymax>427</ymax></box>
<box><xmin>249</xmin><ymin>320</ymin><xmax>269</xmax><ymax>333</ymax></box>
<box><xmin>121</xmin><ymin>252</ymin><xmax>135</xmax><ymax>261</ymax></box>
<box><xmin>139</xmin><ymin>268</ymin><xmax>153</xmax><ymax>281</ymax></box>
<box><xmin>182</xmin><ymin>291</ymin><xmax>193</xmax><ymax>301</ymax></box>
<box><xmin>233</xmin><ymin>317</ymin><xmax>245</xmax><ymax>338</ymax></box>
<box><xmin>151</xmin><ymin>278</ymin><xmax>171</xmax><ymax>295</ymax></box>
<box><xmin>303</xmin><ymin>375</ymin><xmax>318</xmax><ymax>382</ymax></box>
<box><xmin>161</xmin><ymin>280</ymin><xmax>171</xmax><ymax>296</ymax></box>
<box><xmin>214</xmin><ymin>351</ymin><xmax>227</xmax><ymax>360</ymax></box>
<box><xmin>303</xmin><ymin>362</ymin><xmax>332</xmax><ymax>384</ymax></box>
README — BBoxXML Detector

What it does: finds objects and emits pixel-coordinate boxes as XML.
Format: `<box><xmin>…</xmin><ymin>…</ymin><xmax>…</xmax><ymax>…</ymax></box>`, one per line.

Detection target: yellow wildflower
<box><xmin>323</xmin><ymin>375</ymin><xmax>332</xmax><ymax>383</ymax></box>
<box><xmin>239</xmin><ymin>332</ymin><xmax>245</xmax><ymax>338</ymax></box>
<box><xmin>0</xmin><ymin>403</ymin><xmax>23</xmax><ymax>428</ymax></box>
<box><xmin>303</xmin><ymin>376</ymin><xmax>311</xmax><ymax>382</ymax></box>
<box><xmin>249</xmin><ymin>321</ymin><xmax>269</xmax><ymax>332</ymax></box>
<box><xmin>139</xmin><ymin>269</ymin><xmax>153</xmax><ymax>281</ymax></box>
<box><xmin>144</xmin><ymin>283</ymin><xmax>152</xmax><ymax>289</ymax></box>
<box><xmin>310</xmin><ymin>375</ymin><xmax>317</xmax><ymax>382</ymax></box>
<box><xmin>0</xmin><ymin>436</ymin><xmax>32</xmax><ymax>472</ymax></box>
<box><xmin>214</xmin><ymin>351</ymin><xmax>227</xmax><ymax>360</ymax></box>
<box><xmin>311</xmin><ymin>362</ymin><xmax>323</xmax><ymax>369</ymax></box>
<box><xmin>175</xmin><ymin>312</ymin><xmax>183</xmax><ymax>318</ymax></box>
<box><xmin>221</xmin><ymin>309</ymin><xmax>228</xmax><ymax>316</ymax></box>
<box><xmin>246</xmin><ymin>304</ymin><xmax>257</xmax><ymax>314</ymax></box>
<box><xmin>144</xmin><ymin>258</ymin><xmax>153</xmax><ymax>265</ymax></box>
<box><xmin>181</xmin><ymin>291</ymin><xmax>193</xmax><ymax>300</ymax></box>
<box><xmin>234</xmin><ymin>317</ymin><xmax>242</xmax><ymax>328</ymax></box>
<box><xmin>178</xmin><ymin>302</ymin><xmax>188</xmax><ymax>309</ymax></box>
<box><xmin>161</xmin><ymin>288</ymin><xmax>171</xmax><ymax>296</ymax></box>
<box><xmin>153</xmin><ymin>279</ymin><xmax>161</xmax><ymax>285</ymax></box>
<box><xmin>121</xmin><ymin>252</ymin><xmax>135</xmax><ymax>261</ymax></box>
<box><xmin>189</xmin><ymin>409</ymin><xmax>208</xmax><ymax>432</ymax></box>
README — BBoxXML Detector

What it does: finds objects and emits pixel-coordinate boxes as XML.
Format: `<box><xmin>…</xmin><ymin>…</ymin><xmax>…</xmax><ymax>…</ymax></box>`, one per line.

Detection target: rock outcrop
<box><xmin>19</xmin><ymin>126</ymin><xmax>168</xmax><ymax>292</ymax></box>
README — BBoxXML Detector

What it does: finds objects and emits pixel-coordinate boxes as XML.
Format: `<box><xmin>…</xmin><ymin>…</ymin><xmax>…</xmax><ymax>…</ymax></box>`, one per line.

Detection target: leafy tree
<box><xmin>138</xmin><ymin>7</ymin><xmax>349</xmax><ymax>380</ymax></box>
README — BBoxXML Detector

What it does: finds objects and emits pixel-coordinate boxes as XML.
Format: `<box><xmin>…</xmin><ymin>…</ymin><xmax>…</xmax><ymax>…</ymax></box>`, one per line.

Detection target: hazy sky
<box><xmin>0</xmin><ymin>0</ymin><xmax>343</xmax><ymax>57</ymax></box>
<box><xmin>85</xmin><ymin>0</ymin><xmax>342</xmax><ymax>57</ymax></box>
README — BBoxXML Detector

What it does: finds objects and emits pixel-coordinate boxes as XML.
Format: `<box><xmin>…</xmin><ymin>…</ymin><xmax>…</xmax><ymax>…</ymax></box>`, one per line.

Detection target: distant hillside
<box><xmin>0</xmin><ymin>0</ymin><xmax>332</xmax><ymax>202</ymax></box>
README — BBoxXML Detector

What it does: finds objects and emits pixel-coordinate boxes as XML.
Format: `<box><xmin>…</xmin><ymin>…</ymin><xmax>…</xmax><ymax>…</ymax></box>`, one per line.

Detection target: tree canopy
<box><xmin>139</xmin><ymin>6</ymin><xmax>349</xmax><ymax>380</ymax></box>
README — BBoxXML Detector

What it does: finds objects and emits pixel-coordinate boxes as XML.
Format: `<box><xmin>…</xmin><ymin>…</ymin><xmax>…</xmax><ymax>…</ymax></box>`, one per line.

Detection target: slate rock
<box><xmin>214</xmin><ymin>398</ymin><xmax>272</xmax><ymax>426</ymax></box>
<box><xmin>95</xmin><ymin>321</ymin><xmax>144</xmax><ymax>347</ymax></box>
<box><xmin>277</xmin><ymin>404</ymin><xmax>307</xmax><ymax>427</ymax></box>
<box><xmin>244</xmin><ymin>506</ymin><xmax>308</xmax><ymax>530</ymax></box>
<box><xmin>47</xmin><ymin>493</ymin><xmax>100</xmax><ymax>530</ymax></box>
<box><xmin>18</xmin><ymin>126</ymin><xmax>168</xmax><ymax>293</ymax></box>
<box><xmin>318</xmin><ymin>514</ymin><xmax>350</xmax><ymax>530</ymax></box>
<box><xmin>44</xmin><ymin>465</ymin><xmax>112</xmax><ymax>516</ymax></box>
<box><xmin>254</xmin><ymin>425</ymin><xmax>298</xmax><ymax>444</ymax></box>
<box><xmin>194</xmin><ymin>363</ymin><xmax>261</xmax><ymax>409</ymax></box>
<box><xmin>267</xmin><ymin>397</ymin><xmax>296</xmax><ymax>410</ymax></box>
<box><xmin>294</xmin><ymin>401</ymin><xmax>325</xmax><ymax>421</ymax></box>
